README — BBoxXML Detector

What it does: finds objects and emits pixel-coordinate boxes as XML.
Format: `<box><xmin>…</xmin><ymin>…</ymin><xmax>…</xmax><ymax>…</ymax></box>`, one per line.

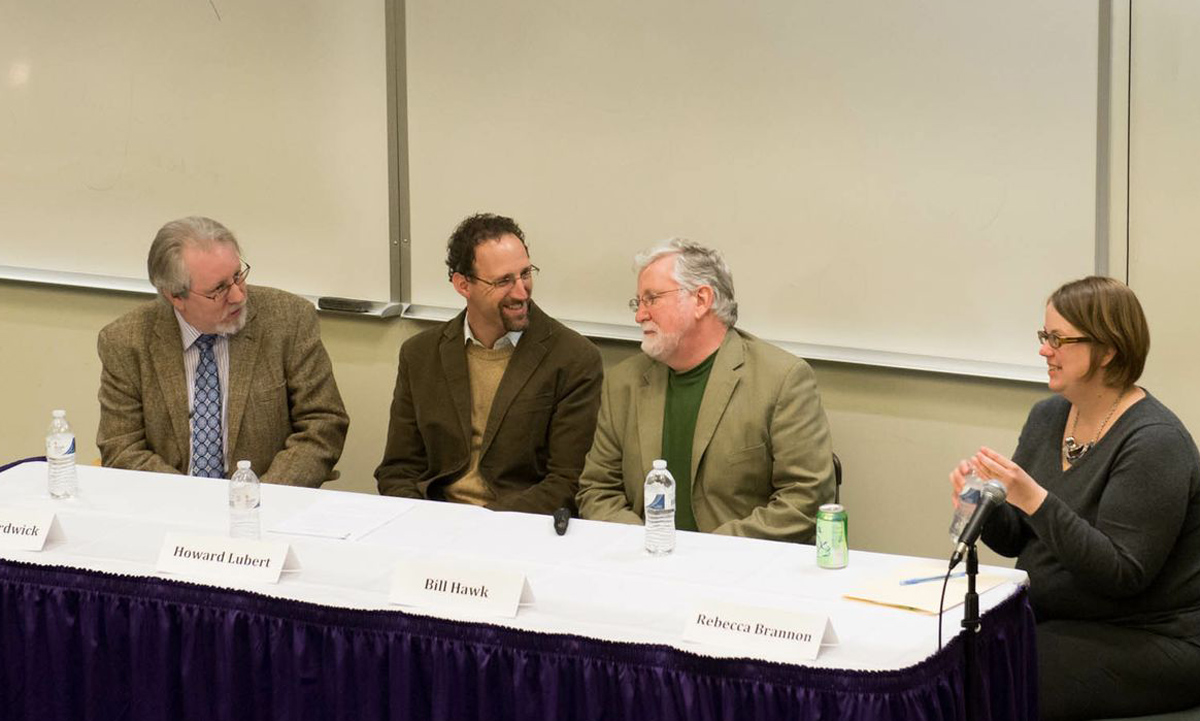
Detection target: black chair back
<box><xmin>833</xmin><ymin>452</ymin><xmax>843</xmax><ymax>505</ymax></box>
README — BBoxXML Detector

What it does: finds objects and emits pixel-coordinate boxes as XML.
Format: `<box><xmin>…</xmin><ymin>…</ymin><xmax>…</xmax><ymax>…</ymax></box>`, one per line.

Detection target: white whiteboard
<box><xmin>0</xmin><ymin>0</ymin><xmax>392</xmax><ymax>301</ymax></box>
<box><xmin>404</xmin><ymin>0</ymin><xmax>1104</xmax><ymax>377</ymax></box>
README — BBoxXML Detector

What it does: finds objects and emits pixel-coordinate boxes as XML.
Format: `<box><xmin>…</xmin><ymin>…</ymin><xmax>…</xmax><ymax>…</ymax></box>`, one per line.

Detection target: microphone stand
<box><xmin>961</xmin><ymin>544</ymin><xmax>981</xmax><ymax>721</ymax></box>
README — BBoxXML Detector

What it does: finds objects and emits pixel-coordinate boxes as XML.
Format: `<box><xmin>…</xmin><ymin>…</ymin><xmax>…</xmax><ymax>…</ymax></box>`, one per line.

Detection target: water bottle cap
<box><xmin>237</xmin><ymin>460</ymin><xmax>252</xmax><ymax>470</ymax></box>
<box><xmin>52</xmin><ymin>409</ymin><xmax>66</xmax><ymax>417</ymax></box>
<box><xmin>652</xmin><ymin>459</ymin><xmax>667</xmax><ymax>470</ymax></box>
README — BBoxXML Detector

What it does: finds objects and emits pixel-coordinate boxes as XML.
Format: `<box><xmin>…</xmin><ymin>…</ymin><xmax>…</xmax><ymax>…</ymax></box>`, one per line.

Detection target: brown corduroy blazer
<box><xmin>374</xmin><ymin>302</ymin><xmax>603</xmax><ymax>514</ymax></box>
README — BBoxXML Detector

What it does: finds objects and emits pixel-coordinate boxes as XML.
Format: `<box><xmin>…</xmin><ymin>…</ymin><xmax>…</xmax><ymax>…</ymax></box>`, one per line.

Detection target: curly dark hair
<box><xmin>445</xmin><ymin>213</ymin><xmax>528</xmax><ymax>280</ymax></box>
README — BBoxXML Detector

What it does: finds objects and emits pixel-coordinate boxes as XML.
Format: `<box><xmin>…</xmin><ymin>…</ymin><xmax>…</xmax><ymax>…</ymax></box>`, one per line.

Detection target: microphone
<box><xmin>553</xmin><ymin>507</ymin><xmax>571</xmax><ymax>536</ymax></box>
<box><xmin>949</xmin><ymin>480</ymin><xmax>1007</xmax><ymax>569</ymax></box>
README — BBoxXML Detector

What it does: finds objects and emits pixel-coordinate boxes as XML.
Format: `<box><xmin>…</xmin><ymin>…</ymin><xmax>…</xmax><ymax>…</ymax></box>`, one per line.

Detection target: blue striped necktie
<box><xmin>191</xmin><ymin>334</ymin><xmax>225</xmax><ymax>478</ymax></box>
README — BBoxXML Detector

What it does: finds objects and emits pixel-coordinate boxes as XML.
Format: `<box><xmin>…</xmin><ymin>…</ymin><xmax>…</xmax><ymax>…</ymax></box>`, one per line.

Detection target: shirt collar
<box><xmin>463</xmin><ymin>314</ymin><xmax>522</xmax><ymax>349</ymax></box>
<box><xmin>174</xmin><ymin>309</ymin><xmax>226</xmax><ymax>350</ymax></box>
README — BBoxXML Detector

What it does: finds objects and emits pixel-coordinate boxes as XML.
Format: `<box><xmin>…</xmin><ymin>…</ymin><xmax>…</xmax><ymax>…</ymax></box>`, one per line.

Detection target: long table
<box><xmin>0</xmin><ymin>462</ymin><xmax>1036</xmax><ymax>720</ymax></box>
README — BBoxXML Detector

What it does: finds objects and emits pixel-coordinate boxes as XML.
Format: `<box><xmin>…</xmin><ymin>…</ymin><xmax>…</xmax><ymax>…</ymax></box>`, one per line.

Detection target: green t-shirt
<box><xmin>661</xmin><ymin>350</ymin><xmax>718</xmax><ymax>532</ymax></box>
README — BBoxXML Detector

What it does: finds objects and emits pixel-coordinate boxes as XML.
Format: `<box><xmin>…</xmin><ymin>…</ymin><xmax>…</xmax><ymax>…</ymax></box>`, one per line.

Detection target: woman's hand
<box><xmin>948</xmin><ymin>459</ymin><xmax>974</xmax><ymax>508</ymax></box>
<box><xmin>972</xmin><ymin>446</ymin><xmax>1048</xmax><ymax>515</ymax></box>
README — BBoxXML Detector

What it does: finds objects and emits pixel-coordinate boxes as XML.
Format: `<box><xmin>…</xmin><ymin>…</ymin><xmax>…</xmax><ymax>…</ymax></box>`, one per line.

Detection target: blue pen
<box><xmin>899</xmin><ymin>571</ymin><xmax>966</xmax><ymax>586</ymax></box>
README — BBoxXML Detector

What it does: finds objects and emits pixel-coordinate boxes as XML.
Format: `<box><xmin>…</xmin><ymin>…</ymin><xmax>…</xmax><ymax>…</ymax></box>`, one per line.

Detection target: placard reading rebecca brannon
<box><xmin>682</xmin><ymin>599</ymin><xmax>838</xmax><ymax>662</ymax></box>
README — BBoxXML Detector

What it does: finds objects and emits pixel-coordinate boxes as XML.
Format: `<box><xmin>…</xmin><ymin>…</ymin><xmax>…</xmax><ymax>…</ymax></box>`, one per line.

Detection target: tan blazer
<box><xmin>577</xmin><ymin>329</ymin><xmax>834</xmax><ymax>543</ymax></box>
<box><xmin>96</xmin><ymin>286</ymin><xmax>349</xmax><ymax>487</ymax></box>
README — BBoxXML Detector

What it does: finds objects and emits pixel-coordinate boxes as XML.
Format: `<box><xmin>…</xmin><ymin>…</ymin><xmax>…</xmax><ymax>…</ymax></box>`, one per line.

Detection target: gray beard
<box><xmin>215</xmin><ymin>302</ymin><xmax>248</xmax><ymax>335</ymax></box>
<box><xmin>640</xmin><ymin>329</ymin><xmax>682</xmax><ymax>362</ymax></box>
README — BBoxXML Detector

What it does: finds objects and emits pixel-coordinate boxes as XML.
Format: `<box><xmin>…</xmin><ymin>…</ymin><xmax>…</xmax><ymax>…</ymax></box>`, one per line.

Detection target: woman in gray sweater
<box><xmin>950</xmin><ymin>276</ymin><xmax>1200</xmax><ymax>721</ymax></box>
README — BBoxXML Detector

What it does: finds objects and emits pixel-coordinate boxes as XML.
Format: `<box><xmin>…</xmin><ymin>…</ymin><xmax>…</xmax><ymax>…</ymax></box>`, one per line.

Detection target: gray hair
<box><xmin>147</xmin><ymin>216</ymin><xmax>242</xmax><ymax>298</ymax></box>
<box><xmin>635</xmin><ymin>238</ymin><xmax>738</xmax><ymax>326</ymax></box>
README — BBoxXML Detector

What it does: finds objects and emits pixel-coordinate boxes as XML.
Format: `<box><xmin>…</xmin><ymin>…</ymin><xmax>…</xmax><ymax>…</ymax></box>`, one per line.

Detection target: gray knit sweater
<box><xmin>982</xmin><ymin>392</ymin><xmax>1200</xmax><ymax>642</ymax></box>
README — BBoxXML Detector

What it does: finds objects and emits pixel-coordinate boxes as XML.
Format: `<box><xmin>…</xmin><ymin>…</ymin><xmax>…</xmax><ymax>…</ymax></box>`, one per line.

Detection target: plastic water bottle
<box><xmin>949</xmin><ymin>470</ymin><xmax>986</xmax><ymax>543</ymax></box>
<box><xmin>644</xmin><ymin>459</ymin><xmax>676</xmax><ymax>555</ymax></box>
<box><xmin>229</xmin><ymin>460</ymin><xmax>261</xmax><ymax>540</ymax></box>
<box><xmin>46</xmin><ymin>409</ymin><xmax>78</xmax><ymax>499</ymax></box>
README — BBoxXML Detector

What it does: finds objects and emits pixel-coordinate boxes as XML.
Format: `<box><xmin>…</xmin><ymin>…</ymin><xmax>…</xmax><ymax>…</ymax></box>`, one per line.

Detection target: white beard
<box><xmin>640</xmin><ymin>321</ymin><xmax>684</xmax><ymax>362</ymax></box>
<box><xmin>215</xmin><ymin>302</ymin><xmax>248</xmax><ymax>335</ymax></box>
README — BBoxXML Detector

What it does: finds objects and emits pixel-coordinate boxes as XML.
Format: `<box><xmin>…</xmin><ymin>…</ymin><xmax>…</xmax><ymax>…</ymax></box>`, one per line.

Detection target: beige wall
<box><xmin>1128</xmin><ymin>1</ymin><xmax>1200</xmax><ymax>434</ymax></box>
<box><xmin>0</xmin><ymin>278</ymin><xmax>1042</xmax><ymax>563</ymax></box>
<box><xmin>4</xmin><ymin>2</ymin><xmax>1198</xmax><ymax>566</ymax></box>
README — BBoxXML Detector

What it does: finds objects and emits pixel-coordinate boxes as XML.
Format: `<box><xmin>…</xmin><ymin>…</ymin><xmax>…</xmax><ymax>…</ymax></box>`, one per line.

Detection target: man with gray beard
<box><xmin>97</xmin><ymin>216</ymin><xmax>349</xmax><ymax>487</ymax></box>
<box><xmin>577</xmin><ymin>239</ymin><xmax>834</xmax><ymax>543</ymax></box>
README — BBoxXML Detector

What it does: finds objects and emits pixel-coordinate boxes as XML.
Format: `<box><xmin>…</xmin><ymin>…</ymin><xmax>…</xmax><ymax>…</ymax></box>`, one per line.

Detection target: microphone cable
<box><xmin>937</xmin><ymin>562</ymin><xmax>953</xmax><ymax>650</ymax></box>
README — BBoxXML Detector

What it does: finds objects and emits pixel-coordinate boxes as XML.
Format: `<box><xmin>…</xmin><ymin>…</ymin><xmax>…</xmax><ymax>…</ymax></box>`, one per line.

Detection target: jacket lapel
<box><xmin>225</xmin><ymin>301</ymin><xmax>262</xmax><ymax>460</ymax></box>
<box><xmin>439</xmin><ymin>313</ymin><xmax>474</xmax><ymax>447</ymax></box>
<box><xmin>150</xmin><ymin>305</ymin><xmax>191</xmax><ymax>465</ymax></box>
<box><xmin>637</xmin><ymin>363</ymin><xmax>668</xmax><ymax>473</ymax></box>
<box><xmin>690</xmin><ymin>331</ymin><xmax>743</xmax><ymax>483</ymax></box>
<box><xmin>480</xmin><ymin>304</ymin><xmax>549</xmax><ymax>458</ymax></box>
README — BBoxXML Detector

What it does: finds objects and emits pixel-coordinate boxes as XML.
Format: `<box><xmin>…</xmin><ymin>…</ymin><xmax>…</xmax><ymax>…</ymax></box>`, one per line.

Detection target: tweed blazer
<box><xmin>374</xmin><ymin>302</ymin><xmax>603</xmax><ymax>514</ymax></box>
<box><xmin>96</xmin><ymin>286</ymin><xmax>349</xmax><ymax>487</ymax></box>
<box><xmin>577</xmin><ymin>329</ymin><xmax>835</xmax><ymax>543</ymax></box>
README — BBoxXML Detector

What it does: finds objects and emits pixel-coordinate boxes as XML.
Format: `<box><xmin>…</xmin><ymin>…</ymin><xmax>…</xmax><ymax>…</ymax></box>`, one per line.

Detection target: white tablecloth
<box><xmin>0</xmin><ymin>462</ymin><xmax>1026</xmax><ymax>671</ymax></box>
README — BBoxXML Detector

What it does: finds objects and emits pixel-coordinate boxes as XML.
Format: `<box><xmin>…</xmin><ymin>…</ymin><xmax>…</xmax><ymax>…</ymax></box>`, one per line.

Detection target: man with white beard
<box><xmin>577</xmin><ymin>239</ymin><xmax>834</xmax><ymax>543</ymax></box>
<box><xmin>376</xmin><ymin>213</ymin><xmax>603</xmax><ymax>515</ymax></box>
<box><xmin>97</xmin><ymin>216</ymin><xmax>349</xmax><ymax>487</ymax></box>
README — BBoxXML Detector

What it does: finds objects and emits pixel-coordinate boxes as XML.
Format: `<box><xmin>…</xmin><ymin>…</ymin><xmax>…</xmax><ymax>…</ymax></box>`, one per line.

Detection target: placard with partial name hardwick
<box><xmin>0</xmin><ymin>508</ymin><xmax>63</xmax><ymax>551</ymax></box>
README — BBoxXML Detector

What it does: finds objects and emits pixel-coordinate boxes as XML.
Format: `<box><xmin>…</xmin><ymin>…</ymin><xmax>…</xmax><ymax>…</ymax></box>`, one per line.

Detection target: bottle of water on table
<box><xmin>644</xmin><ymin>459</ymin><xmax>676</xmax><ymax>555</ymax></box>
<box><xmin>229</xmin><ymin>460</ymin><xmax>261</xmax><ymax>540</ymax></box>
<box><xmin>46</xmin><ymin>409</ymin><xmax>78</xmax><ymax>499</ymax></box>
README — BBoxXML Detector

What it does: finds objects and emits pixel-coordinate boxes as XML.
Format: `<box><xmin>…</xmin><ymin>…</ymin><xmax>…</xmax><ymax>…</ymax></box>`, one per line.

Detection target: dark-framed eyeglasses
<box><xmin>628</xmin><ymin>288</ymin><xmax>689</xmax><ymax>312</ymax></box>
<box><xmin>192</xmin><ymin>262</ymin><xmax>251</xmax><ymax>302</ymax></box>
<box><xmin>1037</xmin><ymin>329</ymin><xmax>1091</xmax><ymax>349</ymax></box>
<box><xmin>469</xmin><ymin>264</ymin><xmax>539</xmax><ymax>293</ymax></box>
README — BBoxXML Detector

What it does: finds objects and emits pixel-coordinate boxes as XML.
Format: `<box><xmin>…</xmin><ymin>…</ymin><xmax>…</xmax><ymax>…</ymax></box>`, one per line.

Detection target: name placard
<box><xmin>0</xmin><ymin>508</ymin><xmax>64</xmax><ymax>551</ymax></box>
<box><xmin>156</xmin><ymin>533</ymin><xmax>297</xmax><ymax>584</ymax></box>
<box><xmin>682</xmin><ymin>599</ymin><xmax>838</xmax><ymax>662</ymax></box>
<box><xmin>389</xmin><ymin>558</ymin><xmax>534</xmax><ymax>618</ymax></box>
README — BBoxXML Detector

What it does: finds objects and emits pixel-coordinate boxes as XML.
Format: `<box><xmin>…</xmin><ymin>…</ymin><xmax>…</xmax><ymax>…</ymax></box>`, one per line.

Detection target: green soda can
<box><xmin>815</xmin><ymin>503</ymin><xmax>849</xmax><ymax>569</ymax></box>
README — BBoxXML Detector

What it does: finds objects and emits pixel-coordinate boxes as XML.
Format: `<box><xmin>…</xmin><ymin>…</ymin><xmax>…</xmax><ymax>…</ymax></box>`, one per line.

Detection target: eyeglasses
<box><xmin>1037</xmin><ymin>329</ymin><xmax>1092</xmax><ymax>349</ymax></box>
<box><xmin>470</xmin><ymin>265</ymin><xmax>539</xmax><ymax>293</ymax></box>
<box><xmin>628</xmin><ymin>288</ymin><xmax>689</xmax><ymax>312</ymax></box>
<box><xmin>192</xmin><ymin>262</ymin><xmax>251</xmax><ymax>302</ymax></box>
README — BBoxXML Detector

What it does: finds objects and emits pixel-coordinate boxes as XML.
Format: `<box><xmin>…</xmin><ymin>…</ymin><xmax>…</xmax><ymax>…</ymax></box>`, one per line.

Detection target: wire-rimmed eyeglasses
<box><xmin>628</xmin><ymin>288</ymin><xmax>689</xmax><ymax>312</ymax></box>
<box><xmin>470</xmin><ymin>265</ymin><xmax>539</xmax><ymax>293</ymax></box>
<box><xmin>192</xmin><ymin>262</ymin><xmax>251</xmax><ymax>302</ymax></box>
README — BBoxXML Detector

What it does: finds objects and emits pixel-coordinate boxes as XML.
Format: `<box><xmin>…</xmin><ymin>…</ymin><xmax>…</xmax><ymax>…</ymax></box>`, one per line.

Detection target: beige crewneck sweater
<box><xmin>443</xmin><ymin>342</ymin><xmax>514</xmax><ymax>505</ymax></box>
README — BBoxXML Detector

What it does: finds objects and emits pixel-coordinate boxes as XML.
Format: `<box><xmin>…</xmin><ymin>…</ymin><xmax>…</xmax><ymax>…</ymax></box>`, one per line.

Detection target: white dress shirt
<box><xmin>463</xmin><ymin>314</ymin><xmax>523</xmax><ymax>349</ymax></box>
